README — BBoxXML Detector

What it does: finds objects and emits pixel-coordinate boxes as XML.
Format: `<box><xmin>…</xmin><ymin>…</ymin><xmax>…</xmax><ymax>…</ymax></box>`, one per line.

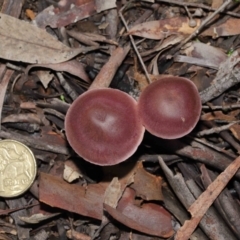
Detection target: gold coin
<box><xmin>0</xmin><ymin>139</ymin><xmax>37</xmax><ymax>197</ymax></box>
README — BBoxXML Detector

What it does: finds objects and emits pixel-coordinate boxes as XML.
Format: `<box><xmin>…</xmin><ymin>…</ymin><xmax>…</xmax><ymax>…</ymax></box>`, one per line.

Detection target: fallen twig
<box><xmin>119</xmin><ymin>5</ymin><xmax>152</xmax><ymax>84</ymax></box>
<box><xmin>157</xmin><ymin>0</ymin><xmax>240</xmax><ymax>18</ymax></box>
<box><xmin>174</xmin><ymin>156</ymin><xmax>240</xmax><ymax>240</ymax></box>
<box><xmin>197</xmin><ymin>121</ymin><xmax>240</xmax><ymax>137</ymax></box>
<box><xmin>158</xmin><ymin>156</ymin><xmax>235</xmax><ymax>239</ymax></box>
<box><xmin>200</xmin><ymin>50</ymin><xmax>240</xmax><ymax>103</ymax></box>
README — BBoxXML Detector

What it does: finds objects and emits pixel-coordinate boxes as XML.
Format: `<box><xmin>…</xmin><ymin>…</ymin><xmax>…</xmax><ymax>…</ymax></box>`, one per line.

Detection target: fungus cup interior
<box><xmin>138</xmin><ymin>77</ymin><xmax>201</xmax><ymax>139</ymax></box>
<box><xmin>65</xmin><ymin>88</ymin><xmax>145</xmax><ymax>166</ymax></box>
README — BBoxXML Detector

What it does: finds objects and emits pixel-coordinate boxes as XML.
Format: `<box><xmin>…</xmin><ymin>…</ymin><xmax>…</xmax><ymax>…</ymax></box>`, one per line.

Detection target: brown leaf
<box><xmin>35</xmin><ymin>71</ymin><xmax>53</xmax><ymax>89</ymax></box>
<box><xmin>201</xmin><ymin>111</ymin><xmax>237</xmax><ymax>122</ymax></box>
<box><xmin>19</xmin><ymin>212</ymin><xmax>60</xmax><ymax>224</ymax></box>
<box><xmin>230</xmin><ymin>124</ymin><xmax>240</xmax><ymax>141</ymax></box>
<box><xmin>0</xmin><ymin>13</ymin><xmax>83</xmax><ymax>64</ymax></box>
<box><xmin>104</xmin><ymin>177</ymin><xmax>122</xmax><ymax>208</ymax></box>
<box><xmin>0</xmin><ymin>203</ymin><xmax>38</xmax><ymax>216</ymax></box>
<box><xmin>183</xmin><ymin>42</ymin><xmax>227</xmax><ymax>66</ymax></box>
<box><xmin>104</xmin><ymin>188</ymin><xmax>174</xmax><ymax>238</ymax></box>
<box><xmin>2</xmin><ymin>113</ymin><xmax>45</xmax><ymax>124</ymax></box>
<box><xmin>34</xmin><ymin>0</ymin><xmax>116</xmax><ymax>29</ymax></box>
<box><xmin>202</xmin><ymin>18</ymin><xmax>240</xmax><ymax>38</ymax></box>
<box><xmin>25</xmin><ymin>60</ymin><xmax>91</xmax><ymax>83</ymax></box>
<box><xmin>63</xmin><ymin>160</ymin><xmax>83</xmax><ymax>183</ymax></box>
<box><xmin>66</xmin><ymin>230</ymin><xmax>91</xmax><ymax>240</ymax></box>
<box><xmin>128</xmin><ymin>17</ymin><xmax>201</xmax><ymax>40</ymax></box>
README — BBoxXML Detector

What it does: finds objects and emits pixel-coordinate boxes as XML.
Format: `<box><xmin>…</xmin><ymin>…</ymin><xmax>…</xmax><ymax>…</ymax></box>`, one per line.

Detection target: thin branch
<box><xmin>197</xmin><ymin>121</ymin><xmax>240</xmax><ymax>137</ymax></box>
<box><xmin>187</xmin><ymin>136</ymin><xmax>237</xmax><ymax>159</ymax></box>
<box><xmin>200</xmin><ymin>50</ymin><xmax>240</xmax><ymax>103</ymax></box>
<box><xmin>119</xmin><ymin>5</ymin><xmax>152</xmax><ymax>84</ymax></box>
<box><xmin>157</xmin><ymin>0</ymin><xmax>240</xmax><ymax>18</ymax></box>
<box><xmin>202</xmin><ymin>104</ymin><xmax>240</xmax><ymax>110</ymax></box>
<box><xmin>175</xmin><ymin>156</ymin><xmax>240</xmax><ymax>240</ymax></box>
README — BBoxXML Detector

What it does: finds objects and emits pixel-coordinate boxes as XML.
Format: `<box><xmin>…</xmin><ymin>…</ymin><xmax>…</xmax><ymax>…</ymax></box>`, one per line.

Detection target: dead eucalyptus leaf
<box><xmin>2</xmin><ymin>113</ymin><xmax>44</xmax><ymax>124</ymax></box>
<box><xmin>104</xmin><ymin>177</ymin><xmax>122</xmax><ymax>208</ymax></box>
<box><xmin>34</xmin><ymin>0</ymin><xmax>116</xmax><ymax>29</ymax></box>
<box><xmin>202</xmin><ymin>18</ymin><xmax>240</xmax><ymax>38</ymax></box>
<box><xmin>63</xmin><ymin>160</ymin><xmax>83</xmax><ymax>183</ymax></box>
<box><xmin>128</xmin><ymin>17</ymin><xmax>201</xmax><ymax>40</ymax></box>
<box><xmin>0</xmin><ymin>13</ymin><xmax>83</xmax><ymax>64</ymax></box>
<box><xmin>25</xmin><ymin>60</ymin><xmax>91</xmax><ymax>83</ymax></box>
<box><xmin>183</xmin><ymin>42</ymin><xmax>227</xmax><ymax>66</ymax></box>
<box><xmin>19</xmin><ymin>213</ymin><xmax>60</xmax><ymax>224</ymax></box>
<box><xmin>36</xmin><ymin>71</ymin><xmax>53</xmax><ymax>89</ymax></box>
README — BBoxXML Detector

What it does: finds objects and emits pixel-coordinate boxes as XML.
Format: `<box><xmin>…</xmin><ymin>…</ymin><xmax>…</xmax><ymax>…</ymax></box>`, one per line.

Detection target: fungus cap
<box><xmin>65</xmin><ymin>88</ymin><xmax>145</xmax><ymax>166</ymax></box>
<box><xmin>138</xmin><ymin>77</ymin><xmax>201</xmax><ymax>139</ymax></box>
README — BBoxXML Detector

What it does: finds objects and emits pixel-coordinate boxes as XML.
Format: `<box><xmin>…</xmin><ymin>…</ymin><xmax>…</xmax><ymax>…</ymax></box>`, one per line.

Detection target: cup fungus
<box><xmin>65</xmin><ymin>88</ymin><xmax>144</xmax><ymax>166</ymax></box>
<box><xmin>65</xmin><ymin>46</ymin><xmax>145</xmax><ymax>166</ymax></box>
<box><xmin>138</xmin><ymin>76</ymin><xmax>201</xmax><ymax>139</ymax></box>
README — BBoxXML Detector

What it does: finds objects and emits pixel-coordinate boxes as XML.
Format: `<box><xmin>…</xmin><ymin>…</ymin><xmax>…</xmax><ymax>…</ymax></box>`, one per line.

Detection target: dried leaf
<box><xmin>25</xmin><ymin>60</ymin><xmax>91</xmax><ymax>83</ymax></box>
<box><xmin>128</xmin><ymin>17</ymin><xmax>201</xmax><ymax>40</ymax></box>
<box><xmin>19</xmin><ymin>213</ymin><xmax>60</xmax><ymax>224</ymax></box>
<box><xmin>230</xmin><ymin>124</ymin><xmax>240</xmax><ymax>141</ymax></box>
<box><xmin>0</xmin><ymin>13</ymin><xmax>83</xmax><ymax>64</ymax></box>
<box><xmin>104</xmin><ymin>177</ymin><xmax>122</xmax><ymax>208</ymax></box>
<box><xmin>0</xmin><ymin>203</ymin><xmax>38</xmax><ymax>216</ymax></box>
<box><xmin>201</xmin><ymin>111</ymin><xmax>237</xmax><ymax>122</ymax></box>
<box><xmin>202</xmin><ymin>18</ymin><xmax>240</xmax><ymax>38</ymax></box>
<box><xmin>66</xmin><ymin>230</ymin><xmax>91</xmax><ymax>240</ymax></box>
<box><xmin>36</xmin><ymin>71</ymin><xmax>53</xmax><ymax>89</ymax></box>
<box><xmin>63</xmin><ymin>160</ymin><xmax>83</xmax><ymax>183</ymax></box>
<box><xmin>183</xmin><ymin>42</ymin><xmax>227</xmax><ymax>66</ymax></box>
<box><xmin>34</xmin><ymin>0</ymin><xmax>116</xmax><ymax>29</ymax></box>
<box><xmin>2</xmin><ymin>113</ymin><xmax>45</xmax><ymax>124</ymax></box>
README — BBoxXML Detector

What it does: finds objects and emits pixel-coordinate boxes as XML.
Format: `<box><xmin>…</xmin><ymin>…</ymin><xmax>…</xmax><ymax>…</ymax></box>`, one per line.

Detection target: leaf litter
<box><xmin>0</xmin><ymin>0</ymin><xmax>240</xmax><ymax>239</ymax></box>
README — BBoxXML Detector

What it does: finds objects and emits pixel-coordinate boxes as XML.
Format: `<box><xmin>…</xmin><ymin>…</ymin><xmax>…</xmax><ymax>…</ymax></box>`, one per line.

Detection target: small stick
<box><xmin>202</xmin><ymin>104</ymin><xmax>240</xmax><ymax>110</ymax></box>
<box><xmin>119</xmin><ymin>6</ymin><xmax>152</xmax><ymax>84</ymax></box>
<box><xmin>56</xmin><ymin>72</ymin><xmax>78</xmax><ymax>100</ymax></box>
<box><xmin>200</xmin><ymin>50</ymin><xmax>240</xmax><ymax>103</ymax></box>
<box><xmin>157</xmin><ymin>0</ymin><xmax>240</xmax><ymax>18</ymax></box>
<box><xmin>174</xmin><ymin>156</ymin><xmax>240</xmax><ymax>240</ymax></box>
<box><xmin>197</xmin><ymin>121</ymin><xmax>240</xmax><ymax>137</ymax></box>
<box><xmin>89</xmin><ymin>45</ymin><xmax>130</xmax><ymax>90</ymax></box>
<box><xmin>188</xmin><ymin>136</ymin><xmax>237</xmax><ymax>159</ymax></box>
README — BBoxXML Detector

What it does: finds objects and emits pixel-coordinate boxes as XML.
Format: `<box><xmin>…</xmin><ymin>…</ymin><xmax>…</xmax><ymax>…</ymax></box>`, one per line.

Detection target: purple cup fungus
<box><xmin>65</xmin><ymin>46</ymin><xmax>145</xmax><ymax>166</ymax></box>
<box><xmin>138</xmin><ymin>76</ymin><xmax>201</xmax><ymax>139</ymax></box>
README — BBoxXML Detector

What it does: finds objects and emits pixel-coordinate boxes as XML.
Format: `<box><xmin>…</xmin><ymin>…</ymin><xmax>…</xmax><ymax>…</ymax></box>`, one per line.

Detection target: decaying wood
<box><xmin>0</xmin><ymin>129</ymin><xmax>70</xmax><ymax>155</ymax></box>
<box><xmin>174</xmin><ymin>156</ymin><xmax>240</xmax><ymax>240</ymax></box>
<box><xmin>200</xmin><ymin>50</ymin><xmax>240</xmax><ymax>103</ymax></box>
<box><xmin>89</xmin><ymin>45</ymin><xmax>130</xmax><ymax>90</ymax></box>
<box><xmin>201</xmin><ymin>166</ymin><xmax>240</xmax><ymax>237</ymax></box>
<box><xmin>158</xmin><ymin>157</ymin><xmax>237</xmax><ymax>240</ymax></box>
